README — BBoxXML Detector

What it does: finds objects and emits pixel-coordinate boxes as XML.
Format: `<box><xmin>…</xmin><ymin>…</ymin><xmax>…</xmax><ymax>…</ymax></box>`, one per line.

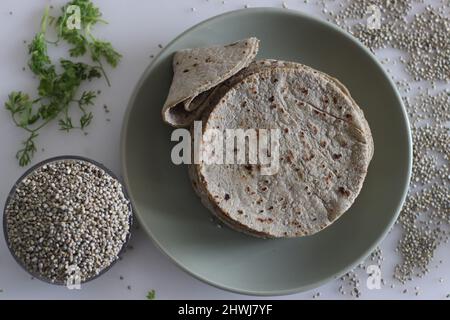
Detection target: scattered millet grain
<box><xmin>317</xmin><ymin>0</ymin><xmax>450</xmax><ymax>296</ymax></box>
<box><xmin>312</xmin><ymin>0</ymin><xmax>450</xmax><ymax>293</ymax></box>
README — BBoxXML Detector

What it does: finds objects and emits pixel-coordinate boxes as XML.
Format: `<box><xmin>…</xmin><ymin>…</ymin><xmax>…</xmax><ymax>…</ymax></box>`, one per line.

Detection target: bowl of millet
<box><xmin>3</xmin><ymin>155</ymin><xmax>133</xmax><ymax>285</ymax></box>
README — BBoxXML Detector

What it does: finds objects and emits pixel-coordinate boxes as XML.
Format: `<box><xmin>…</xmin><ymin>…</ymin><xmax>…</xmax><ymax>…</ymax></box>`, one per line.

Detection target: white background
<box><xmin>0</xmin><ymin>0</ymin><xmax>448</xmax><ymax>300</ymax></box>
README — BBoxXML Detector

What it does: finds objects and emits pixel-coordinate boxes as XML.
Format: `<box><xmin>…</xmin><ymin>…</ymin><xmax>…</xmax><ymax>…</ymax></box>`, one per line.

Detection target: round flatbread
<box><xmin>189</xmin><ymin>64</ymin><xmax>373</xmax><ymax>238</ymax></box>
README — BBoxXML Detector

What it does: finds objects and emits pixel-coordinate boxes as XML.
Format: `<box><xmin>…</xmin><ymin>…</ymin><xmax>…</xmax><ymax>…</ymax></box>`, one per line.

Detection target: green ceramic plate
<box><xmin>121</xmin><ymin>8</ymin><xmax>412</xmax><ymax>295</ymax></box>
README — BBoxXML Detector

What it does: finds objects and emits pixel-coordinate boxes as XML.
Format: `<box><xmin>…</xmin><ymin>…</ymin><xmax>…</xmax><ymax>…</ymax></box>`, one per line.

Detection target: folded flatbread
<box><xmin>162</xmin><ymin>38</ymin><xmax>260</xmax><ymax>127</ymax></box>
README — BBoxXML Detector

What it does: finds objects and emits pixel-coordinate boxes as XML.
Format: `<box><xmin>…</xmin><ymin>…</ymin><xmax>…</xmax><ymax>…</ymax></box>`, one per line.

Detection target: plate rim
<box><xmin>120</xmin><ymin>7</ymin><xmax>413</xmax><ymax>296</ymax></box>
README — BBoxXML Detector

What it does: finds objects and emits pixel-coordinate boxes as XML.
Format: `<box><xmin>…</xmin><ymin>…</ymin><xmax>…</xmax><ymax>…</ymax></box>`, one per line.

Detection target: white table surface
<box><xmin>0</xmin><ymin>0</ymin><xmax>448</xmax><ymax>300</ymax></box>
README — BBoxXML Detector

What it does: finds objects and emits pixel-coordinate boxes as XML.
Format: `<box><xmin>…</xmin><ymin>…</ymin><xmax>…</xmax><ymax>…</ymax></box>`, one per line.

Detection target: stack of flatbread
<box><xmin>162</xmin><ymin>38</ymin><xmax>374</xmax><ymax>238</ymax></box>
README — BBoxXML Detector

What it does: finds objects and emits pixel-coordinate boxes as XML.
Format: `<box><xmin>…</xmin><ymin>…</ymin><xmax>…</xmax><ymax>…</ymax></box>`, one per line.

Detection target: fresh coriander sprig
<box><xmin>146</xmin><ymin>290</ymin><xmax>156</xmax><ymax>300</ymax></box>
<box><xmin>5</xmin><ymin>1</ymin><xmax>120</xmax><ymax>166</ymax></box>
<box><xmin>5</xmin><ymin>92</ymin><xmax>43</xmax><ymax>166</ymax></box>
<box><xmin>57</xmin><ymin>0</ymin><xmax>122</xmax><ymax>86</ymax></box>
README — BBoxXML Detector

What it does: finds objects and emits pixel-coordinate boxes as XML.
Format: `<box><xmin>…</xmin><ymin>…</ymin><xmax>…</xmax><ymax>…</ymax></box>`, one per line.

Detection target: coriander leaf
<box><xmin>59</xmin><ymin>117</ymin><xmax>74</xmax><ymax>132</ymax></box>
<box><xmin>88</xmin><ymin>67</ymin><xmax>102</xmax><ymax>79</ymax></box>
<box><xmin>5</xmin><ymin>0</ymin><xmax>119</xmax><ymax>166</ymax></box>
<box><xmin>28</xmin><ymin>7</ymin><xmax>56</xmax><ymax>79</ymax></box>
<box><xmin>79</xmin><ymin>91</ymin><xmax>97</xmax><ymax>106</ymax></box>
<box><xmin>52</xmin><ymin>60</ymin><xmax>100</xmax><ymax>104</ymax></box>
<box><xmin>38</xmin><ymin>102</ymin><xmax>60</xmax><ymax>121</ymax></box>
<box><xmin>58</xmin><ymin>26</ymin><xmax>88</xmax><ymax>57</ymax></box>
<box><xmin>56</xmin><ymin>0</ymin><xmax>121</xmax><ymax>87</ymax></box>
<box><xmin>16</xmin><ymin>132</ymin><xmax>38</xmax><ymax>167</ymax></box>
<box><xmin>19</xmin><ymin>104</ymin><xmax>33</xmax><ymax>127</ymax></box>
<box><xmin>69</xmin><ymin>39</ymin><xmax>88</xmax><ymax>57</ymax></box>
<box><xmin>60</xmin><ymin>59</ymin><xmax>91</xmax><ymax>81</ymax></box>
<box><xmin>28</xmin><ymin>32</ymin><xmax>51</xmax><ymax>75</ymax></box>
<box><xmin>27</xmin><ymin>114</ymin><xmax>41</xmax><ymax>126</ymax></box>
<box><xmin>146</xmin><ymin>290</ymin><xmax>156</xmax><ymax>300</ymax></box>
<box><xmin>57</xmin><ymin>0</ymin><xmax>104</xmax><ymax>58</ymax></box>
<box><xmin>80</xmin><ymin>112</ymin><xmax>93</xmax><ymax>129</ymax></box>
<box><xmin>64</xmin><ymin>0</ymin><xmax>102</xmax><ymax>26</ymax></box>
<box><xmin>90</xmin><ymin>40</ymin><xmax>122</xmax><ymax>68</ymax></box>
<box><xmin>5</xmin><ymin>92</ymin><xmax>31</xmax><ymax>115</ymax></box>
<box><xmin>5</xmin><ymin>92</ymin><xmax>41</xmax><ymax>128</ymax></box>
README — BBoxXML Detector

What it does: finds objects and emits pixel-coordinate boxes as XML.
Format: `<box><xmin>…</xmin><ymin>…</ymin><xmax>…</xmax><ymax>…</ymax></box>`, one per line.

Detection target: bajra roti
<box><xmin>162</xmin><ymin>38</ymin><xmax>259</xmax><ymax>127</ymax></box>
<box><xmin>189</xmin><ymin>63</ymin><xmax>374</xmax><ymax>238</ymax></box>
<box><xmin>190</xmin><ymin>59</ymin><xmax>373</xmax><ymax>158</ymax></box>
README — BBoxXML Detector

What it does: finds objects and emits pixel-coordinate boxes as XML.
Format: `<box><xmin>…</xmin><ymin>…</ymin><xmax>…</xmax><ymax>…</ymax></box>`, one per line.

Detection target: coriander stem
<box><xmin>29</xmin><ymin>117</ymin><xmax>55</xmax><ymax>133</ymax></box>
<box><xmin>10</xmin><ymin>114</ymin><xmax>33</xmax><ymax>133</ymax></box>
<box><xmin>41</xmin><ymin>6</ymin><xmax>50</xmax><ymax>34</ymax></box>
<box><xmin>78</xmin><ymin>102</ymin><xmax>86</xmax><ymax>113</ymax></box>
<box><xmin>45</xmin><ymin>39</ymin><xmax>59</xmax><ymax>45</ymax></box>
<box><xmin>85</xmin><ymin>27</ymin><xmax>111</xmax><ymax>87</ymax></box>
<box><xmin>97</xmin><ymin>60</ymin><xmax>111</xmax><ymax>87</ymax></box>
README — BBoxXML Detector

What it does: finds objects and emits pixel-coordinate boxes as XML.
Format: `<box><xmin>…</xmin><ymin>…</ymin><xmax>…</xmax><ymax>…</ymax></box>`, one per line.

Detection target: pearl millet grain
<box><xmin>5</xmin><ymin>159</ymin><xmax>131</xmax><ymax>284</ymax></box>
<box><xmin>323</xmin><ymin>0</ymin><xmax>450</xmax><ymax>294</ymax></box>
